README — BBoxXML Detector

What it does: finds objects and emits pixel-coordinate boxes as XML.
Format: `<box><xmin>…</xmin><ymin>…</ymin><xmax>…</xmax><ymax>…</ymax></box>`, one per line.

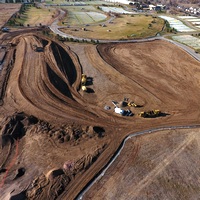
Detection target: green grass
<box><xmin>60</xmin><ymin>15</ymin><xmax>164</xmax><ymax>40</ymax></box>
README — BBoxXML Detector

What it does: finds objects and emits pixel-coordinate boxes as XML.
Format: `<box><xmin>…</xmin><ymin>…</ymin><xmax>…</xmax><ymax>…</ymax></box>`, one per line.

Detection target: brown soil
<box><xmin>84</xmin><ymin>128</ymin><xmax>200</xmax><ymax>200</ymax></box>
<box><xmin>0</xmin><ymin>31</ymin><xmax>200</xmax><ymax>199</ymax></box>
<box><xmin>0</xmin><ymin>4</ymin><xmax>21</xmax><ymax>29</ymax></box>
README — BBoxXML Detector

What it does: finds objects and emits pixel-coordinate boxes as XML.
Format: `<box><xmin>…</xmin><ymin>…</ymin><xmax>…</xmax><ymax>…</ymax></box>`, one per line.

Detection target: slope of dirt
<box><xmin>84</xmin><ymin>128</ymin><xmax>200</xmax><ymax>200</ymax></box>
<box><xmin>0</xmin><ymin>33</ymin><xmax>200</xmax><ymax>199</ymax></box>
<box><xmin>0</xmin><ymin>4</ymin><xmax>21</xmax><ymax>29</ymax></box>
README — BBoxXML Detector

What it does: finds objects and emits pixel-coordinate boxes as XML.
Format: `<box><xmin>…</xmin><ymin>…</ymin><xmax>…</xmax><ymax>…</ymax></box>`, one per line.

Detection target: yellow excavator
<box><xmin>81</xmin><ymin>74</ymin><xmax>87</xmax><ymax>92</ymax></box>
<box><xmin>139</xmin><ymin>110</ymin><xmax>161</xmax><ymax>118</ymax></box>
<box><xmin>127</xmin><ymin>101</ymin><xmax>139</xmax><ymax>107</ymax></box>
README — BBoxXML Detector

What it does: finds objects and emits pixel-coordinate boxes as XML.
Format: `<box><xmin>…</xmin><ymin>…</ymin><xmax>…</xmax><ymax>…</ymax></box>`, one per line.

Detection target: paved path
<box><xmin>49</xmin><ymin>9</ymin><xmax>200</xmax><ymax>62</ymax></box>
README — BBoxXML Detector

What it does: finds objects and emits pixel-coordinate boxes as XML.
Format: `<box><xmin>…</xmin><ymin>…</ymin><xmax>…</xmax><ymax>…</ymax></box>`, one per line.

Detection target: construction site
<box><xmin>0</xmin><ymin>16</ymin><xmax>200</xmax><ymax>199</ymax></box>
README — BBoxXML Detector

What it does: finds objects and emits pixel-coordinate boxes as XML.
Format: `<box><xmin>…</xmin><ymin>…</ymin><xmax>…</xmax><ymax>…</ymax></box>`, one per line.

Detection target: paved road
<box><xmin>49</xmin><ymin>10</ymin><xmax>200</xmax><ymax>62</ymax></box>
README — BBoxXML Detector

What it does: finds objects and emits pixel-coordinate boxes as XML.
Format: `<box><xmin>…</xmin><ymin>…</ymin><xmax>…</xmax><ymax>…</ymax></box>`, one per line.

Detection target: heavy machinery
<box><xmin>128</xmin><ymin>101</ymin><xmax>139</xmax><ymax>107</ymax></box>
<box><xmin>81</xmin><ymin>85</ymin><xmax>87</xmax><ymax>91</ymax></box>
<box><xmin>139</xmin><ymin>110</ymin><xmax>161</xmax><ymax>118</ymax></box>
<box><xmin>81</xmin><ymin>74</ymin><xmax>87</xmax><ymax>85</ymax></box>
<box><xmin>81</xmin><ymin>74</ymin><xmax>87</xmax><ymax>92</ymax></box>
<box><xmin>112</xmin><ymin>101</ymin><xmax>133</xmax><ymax>116</ymax></box>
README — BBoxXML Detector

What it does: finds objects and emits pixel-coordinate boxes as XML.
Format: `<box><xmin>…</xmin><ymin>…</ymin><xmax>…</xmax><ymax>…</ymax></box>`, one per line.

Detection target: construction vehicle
<box><xmin>81</xmin><ymin>74</ymin><xmax>87</xmax><ymax>85</ymax></box>
<box><xmin>81</xmin><ymin>85</ymin><xmax>87</xmax><ymax>92</ymax></box>
<box><xmin>81</xmin><ymin>74</ymin><xmax>87</xmax><ymax>92</ymax></box>
<box><xmin>112</xmin><ymin>101</ymin><xmax>133</xmax><ymax>116</ymax></box>
<box><xmin>128</xmin><ymin>101</ymin><xmax>139</xmax><ymax>107</ymax></box>
<box><xmin>139</xmin><ymin>110</ymin><xmax>161</xmax><ymax>118</ymax></box>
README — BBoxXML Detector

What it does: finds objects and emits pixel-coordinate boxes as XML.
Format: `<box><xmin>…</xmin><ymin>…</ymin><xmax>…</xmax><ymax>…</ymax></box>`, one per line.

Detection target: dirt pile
<box><xmin>26</xmin><ymin>145</ymin><xmax>106</xmax><ymax>200</ymax></box>
<box><xmin>0</xmin><ymin>111</ymin><xmax>108</xmax><ymax>200</ymax></box>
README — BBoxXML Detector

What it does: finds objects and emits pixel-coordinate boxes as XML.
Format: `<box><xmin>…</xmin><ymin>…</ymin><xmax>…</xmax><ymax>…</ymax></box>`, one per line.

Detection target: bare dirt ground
<box><xmin>84</xmin><ymin>128</ymin><xmax>200</xmax><ymax>200</ymax></box>
<box><xmin>0</xmin><ymin>31</ymin><xmax>200</xmax><ymax>199</ymax></box>
<box><xmin>0</xmin><ymin>4</ymin><xmax>21</xmax><ymax>28</ymax></box>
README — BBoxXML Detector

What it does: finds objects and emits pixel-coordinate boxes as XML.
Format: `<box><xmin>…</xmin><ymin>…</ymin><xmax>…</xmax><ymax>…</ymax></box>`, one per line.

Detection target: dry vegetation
<box><xmin>60</xmin><ymin>15</ymin><xmax>164</xmax><ymax>40</ymax></box>
<box><xmin>7</xmin><ymin>5</ymin><xmax>58</xmax><ymax>27</ymax></box>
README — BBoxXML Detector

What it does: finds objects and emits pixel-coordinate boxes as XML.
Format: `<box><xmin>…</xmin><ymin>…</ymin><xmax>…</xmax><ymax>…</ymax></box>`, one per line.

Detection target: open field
<box><xmin>172</xmin><ymin>35</ymin><xmax>200</xmax><ymax>51</ymax></box>
<box><xmin>60</xmin><ymin>15</ymin><xmax>164</xmax><ymax>39</ymax></box>
<box><xmin>0</xmin><ymin>30</ymin><xmax>200</xmax><ymax>199</ymax></box>
<box><xmin>84</xmin><ymin>128</ymin><xmax>200</xmax><ymax>199</ymax></box>
<box><xmin>99</xmin><ymin>6</ymin><xmax>133</xmax><ymax>14</ymax></box>
<box><xmin>65</xmin><ymin>11</ymin><xmax>107</xmax><ymax>25</ymax></box>
<box><xmin>178</xmin><ymin>16</ymin><xmax>200</xmax><ymax>30</ymax></box>
<box><xmin>12</xmin><ymin>6</ymin><xmax>58</xmax><ymax>27</ymax></box>
<box><xmin>56</xmin><ymin>6</ymin><xmax>106</xmax><ymax>26</ymax></box>
<box><xmin>159</xmin><ymin>15</ymin><xmax>195</xmax><ymax>32</ymax></box>
<box><xmin>0</xmin><ymin>4</ymin><xmax>21</xmax><ymax>28</ymax></box>
<box><xmin>45</xmin><ymin>0</ymin><xmax>112</xmax><ymax>5</ymax></box>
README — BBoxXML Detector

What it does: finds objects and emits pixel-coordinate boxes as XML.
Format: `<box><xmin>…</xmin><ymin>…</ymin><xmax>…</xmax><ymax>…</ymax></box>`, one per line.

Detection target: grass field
<box><xmin>12</xmin><ymin>6</ymin><xmax>57</xmax><ymax>27</ymax></box>
<box><xmin>60</xmin><ymin>15</ymin><xmax>164</xmax><ymax>40</ymax></box>
<box><xmin>172</xmin><ymin>35</ymin><xmax>200</xmax><ymax>52</ymax></box>
<box><xmin>65</xmin><ymin>11</ymin><xmax>107</xmax><ymax>25</ymax></box>
<box><xmin>44</xmin><ymin>0</ymin><xmax>112</xmax><ymax>5</ymax></box>
<box><xmin>57</xmin><ymin>6</ymin><xmax>107</xmax><ymax>26</ymax></box>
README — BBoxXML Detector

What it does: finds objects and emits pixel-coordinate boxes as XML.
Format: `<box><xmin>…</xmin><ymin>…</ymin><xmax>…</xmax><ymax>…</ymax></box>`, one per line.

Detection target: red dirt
<box><xmin>0</xmin><ymin>31</ymin><xmax>200</xmax><ymax>199</ymax></box>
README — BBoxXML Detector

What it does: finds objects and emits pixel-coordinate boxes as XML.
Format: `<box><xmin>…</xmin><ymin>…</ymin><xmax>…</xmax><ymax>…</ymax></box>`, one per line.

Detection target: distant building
<box><xmin>0</xmin><ymin>0</ymin><xmax>6</xmax><ymax>3</ymax></box>
<box><xmin>149</xmin><ymin>4</ymin><xmax>156</xmax><ymax>10</ymax></box>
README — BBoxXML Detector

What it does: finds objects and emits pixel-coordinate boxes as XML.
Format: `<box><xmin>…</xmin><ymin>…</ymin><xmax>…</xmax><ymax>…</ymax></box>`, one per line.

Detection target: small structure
<box><xmin>112</xmin><ymin>101</ymin><xmax>133</xmax><ymax>116</ymax></box>
<box><xmin>114</xmin><ymin>107</ymin><xmax>126</xmax><ymax>115</ymax></box>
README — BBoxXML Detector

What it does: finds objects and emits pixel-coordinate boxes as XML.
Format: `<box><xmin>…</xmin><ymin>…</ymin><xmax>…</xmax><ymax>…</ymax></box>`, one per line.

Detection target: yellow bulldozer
<box><xmin>81</xmin><ymin>74</ymin><xmax>87</xmax><ymax>85</ymax></box>
<box><xmin>81</xmin><ymin>74</ymin><xmax>87</xmax><ymax>92</ymax></box>
<box><xmin>139</xmin><ymin>110</ymin><xmax>161</xmax><ymax>118</ymax></box>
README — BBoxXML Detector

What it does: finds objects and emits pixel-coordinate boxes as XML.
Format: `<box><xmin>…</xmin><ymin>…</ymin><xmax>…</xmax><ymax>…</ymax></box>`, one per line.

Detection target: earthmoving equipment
<box><xmin>81</xmin><ymin>74</ymin><xmax>87</xmax><ymax>92</ymax></box>
<box><xmin>81</xmin><ymin>74</ymin><xmax>87</xmax><ymax>85</ymax></box>
<box><xmin>112</xmin><ymin>101</ymin><xmax>133</xmax><ymax>116</ymax></box>
<box><xmin>81</xmin><ymin>85</ymin><xmax>87</xmax><ymax>92</ymax></box>
<box><xmin>128</xmin><ymin>101</ymin><xmax>139</xmax><ymax>107</ymax></box>
<box><xmin>139</xmin><ymin>110</ymin><xmax>161</xmax><ymax>118</ymax></box>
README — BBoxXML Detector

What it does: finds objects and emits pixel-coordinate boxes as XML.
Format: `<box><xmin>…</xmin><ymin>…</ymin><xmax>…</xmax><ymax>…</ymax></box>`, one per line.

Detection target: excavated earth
<box><xmin>0</xmin><ymin>31</ymin><xmax>200</xmax><ymax>200</ymax></box>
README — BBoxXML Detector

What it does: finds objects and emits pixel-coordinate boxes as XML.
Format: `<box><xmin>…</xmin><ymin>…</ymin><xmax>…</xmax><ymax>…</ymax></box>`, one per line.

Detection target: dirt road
<box><xmin>0</xmin><ymin>33</ymin><xmax>200</xmax><ymax>199</ymax></box>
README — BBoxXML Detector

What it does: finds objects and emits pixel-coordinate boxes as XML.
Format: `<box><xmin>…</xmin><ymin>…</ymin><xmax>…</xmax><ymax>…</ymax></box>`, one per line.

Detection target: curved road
<box><xmin>49</xmin><ymin>11</ymin><xmax>200</xmax><ymax>199</ymax></box>
<box><xmin>76</xmin><ymin>124</ymin><xmax>200</xmax><ymax>200</ymax></box>
<box><xmin>49</xmin><ymin>11</ymin><xmax>200</xmax><ymax>62</ymax></box>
